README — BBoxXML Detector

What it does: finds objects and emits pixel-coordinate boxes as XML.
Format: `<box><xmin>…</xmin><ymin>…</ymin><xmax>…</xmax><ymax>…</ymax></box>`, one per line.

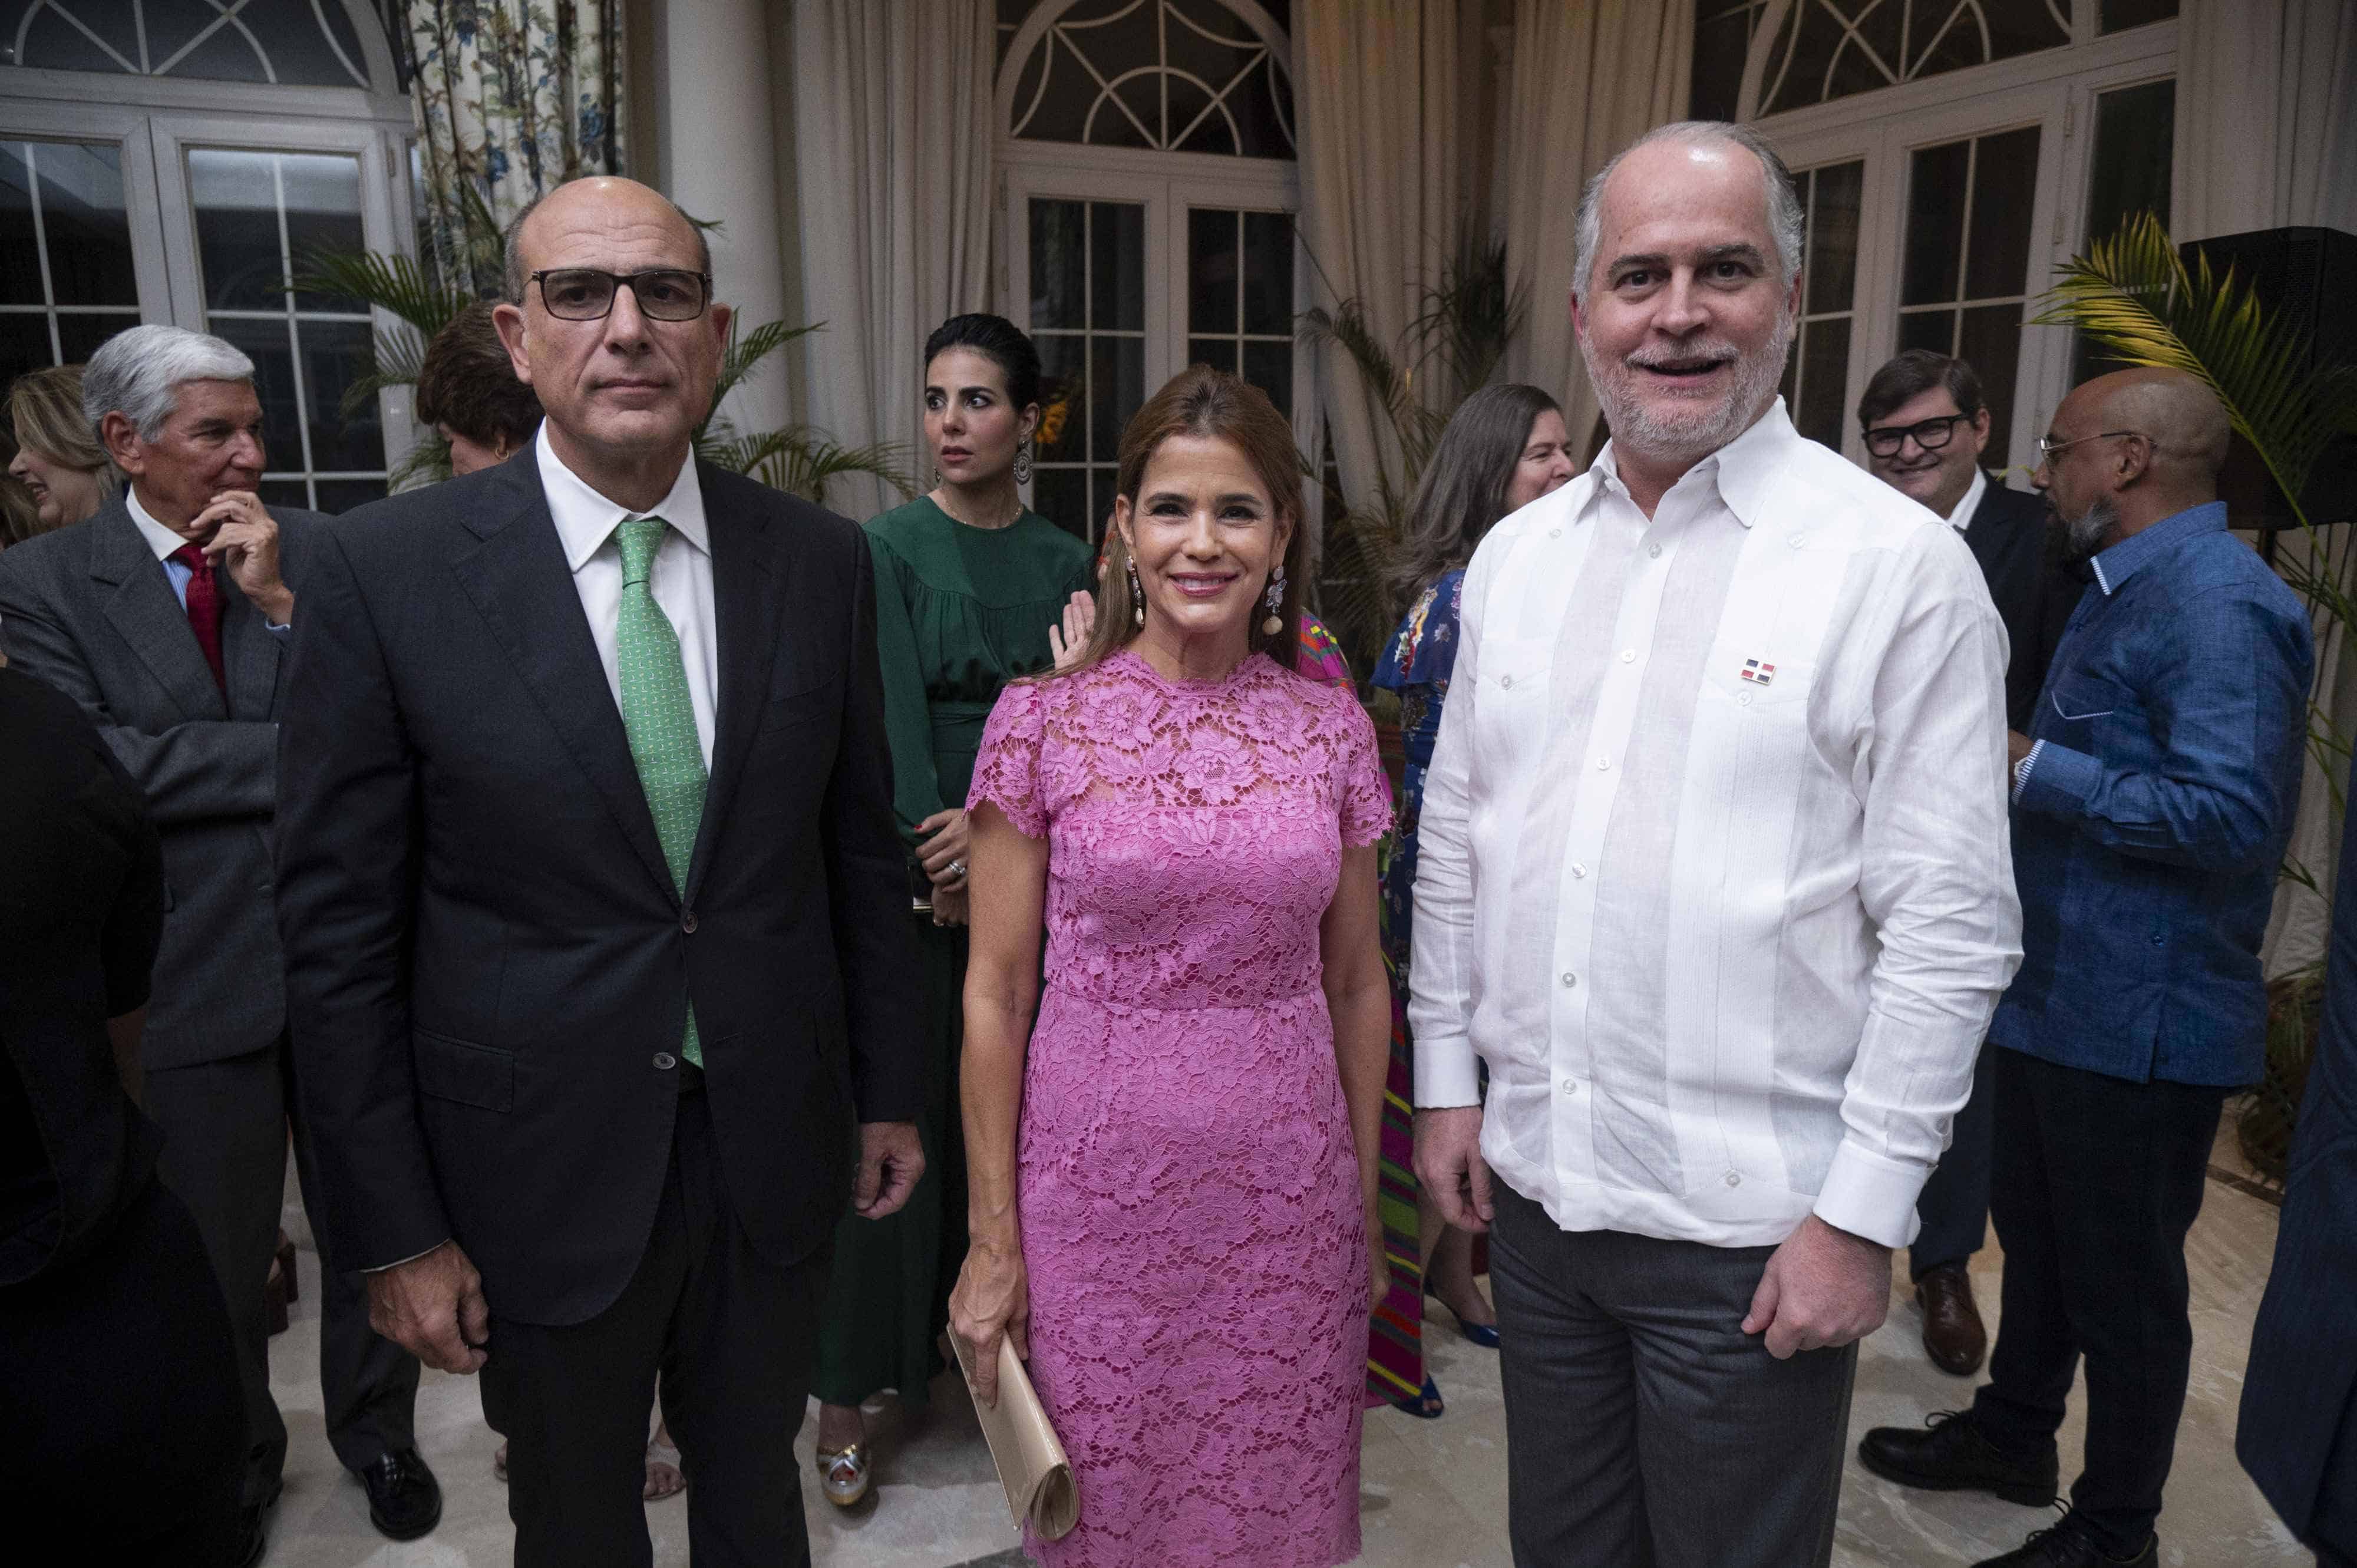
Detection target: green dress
<box><xmin>813</xmin><ymin>495</ymin><xmax>1094</xmax><ymax>1408</ymax></box>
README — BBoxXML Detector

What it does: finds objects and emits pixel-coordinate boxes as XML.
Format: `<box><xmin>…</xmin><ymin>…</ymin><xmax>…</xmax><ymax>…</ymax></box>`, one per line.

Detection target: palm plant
<box><xmin>2033</xmin><ymin>210</ymin><xmax>2357</xmax><ymax>1177</ymax></box>
<box><xmin>294</xmin><ymin>241</ymin><xmax>912</xmax><ymax>507</ymax></box>
<box><xmin>1300</xmin><ymin>232</ymin><xmax>1524</xmax><ymax>678</ymax></box>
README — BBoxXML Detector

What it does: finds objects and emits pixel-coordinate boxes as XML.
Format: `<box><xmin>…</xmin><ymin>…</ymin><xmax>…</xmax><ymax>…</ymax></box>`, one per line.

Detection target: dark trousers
<box><xmin>146</xmin><ymin>1038</ymin><xmax>420</xmax><ymax>1504</ymax></box>
<box><xmin>0</xmin><ymin>1177</ymin><xmax>248</xmax><ymax>1563</ymax></box>
<box><xmin>1972</xmin><ymin>1048</ymin><xmax>2226</xmax><ymax>1556</ymax></box>
<box><xmin>480</xmin><ymin>1077</ymin><xmax>831</xmax><ymax>1568</ymax></box>
<box><xmin>1489</xmin><ymin>1182</ymin><xmax>1857</xmax><ymax>1568</ymax></box>
<box><xmin>1912</xmin><ymin>1041</ymin><xmax>1996</xmax><ymax>1278</ymax></box>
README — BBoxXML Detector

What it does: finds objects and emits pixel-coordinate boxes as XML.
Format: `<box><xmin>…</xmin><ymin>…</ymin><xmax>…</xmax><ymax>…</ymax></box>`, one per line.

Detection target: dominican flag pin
<box><xmin>1741</xmin><ymin>659</ymin><xmax>1776</xmax><ymax>685</ymax></box>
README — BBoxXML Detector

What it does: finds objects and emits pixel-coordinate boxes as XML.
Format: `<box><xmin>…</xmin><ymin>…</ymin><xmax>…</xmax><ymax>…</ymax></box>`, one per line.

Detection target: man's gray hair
<box><xmin>501</xmin><ymin>183</ymin><xmax>714</xmax><ymax>304</ymax></box>
<box><xmin>81</xmin><ymin>323</ymin><xmax>256</xmax><ymax>443</ymax></box>
<box><xmin>1572</xmin><ymin>120</ymin><xmax>1807</xmax><ymax>301</ymax></box>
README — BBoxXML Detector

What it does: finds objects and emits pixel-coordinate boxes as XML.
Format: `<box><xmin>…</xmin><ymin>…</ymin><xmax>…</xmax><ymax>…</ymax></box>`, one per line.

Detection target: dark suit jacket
<box><xmin>1959</xmin><ymin>479</ymin><xmax>2079</xmax><ymax>732</ymax></box>
<box><xmin>0</xmin><ymin>497</ymin><xmax>318</xmax><ymax>1072</ymax></box>
<box><xmin>2240</xmin><ymin>784</ymin><xmax>2357</xmax><ymax>1555</ymax></box>
<box><xmin>273</xmin><ymin>451</ymin><xmax>923</xmax><ymax>1326</ymax></box>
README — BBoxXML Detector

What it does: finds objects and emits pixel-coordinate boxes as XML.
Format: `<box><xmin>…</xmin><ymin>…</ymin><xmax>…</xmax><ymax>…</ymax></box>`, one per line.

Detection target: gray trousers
<box><xmin>146</xmin><ymin>1038</ymin><xmax>420</xmax><ymax>1506</ymax></box>
<box><xmin>1490</xmin><ymin>1182</ymin><xmax>1857</xmax><ymax>1568</ymax></box>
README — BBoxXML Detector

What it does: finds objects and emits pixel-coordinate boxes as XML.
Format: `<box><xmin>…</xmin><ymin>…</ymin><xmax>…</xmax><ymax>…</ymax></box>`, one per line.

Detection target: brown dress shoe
<box><xmin>1917</xmin><ymin>1262</ymin><xmax>1988</xmax><ymax>1375</ymax></box>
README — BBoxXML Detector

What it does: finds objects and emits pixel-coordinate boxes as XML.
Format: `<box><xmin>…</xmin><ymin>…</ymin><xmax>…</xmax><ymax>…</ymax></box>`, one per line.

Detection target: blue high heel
<box><xmin>1389</xmin><ymin>1375</ymin><xmax>1444</xmax><ymax>1420</ymax></box>
<box><xmin>1458</xmin><ymin>1319</ymin><xmax>1501</xmax><ymax>1349</ymax></box>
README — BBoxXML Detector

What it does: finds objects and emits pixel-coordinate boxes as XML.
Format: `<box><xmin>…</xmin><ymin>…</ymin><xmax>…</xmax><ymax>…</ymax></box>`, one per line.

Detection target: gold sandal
<box><xmin>814</xmin><ymin>1441</ymin><xmax>871</xmax><ymax>1508</ymax></box>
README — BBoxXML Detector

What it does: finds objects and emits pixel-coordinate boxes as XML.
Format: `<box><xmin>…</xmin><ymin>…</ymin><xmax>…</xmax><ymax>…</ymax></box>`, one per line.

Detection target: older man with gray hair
<box><xmin>0</xmin><ymin>323</ymin><xmax>434</xmax><ymax>1564</ymax></box>
<box><xmin>1409</xmin><ymin>121</ymin><xmax>2022</xmax><ymax>1566</ymax></box>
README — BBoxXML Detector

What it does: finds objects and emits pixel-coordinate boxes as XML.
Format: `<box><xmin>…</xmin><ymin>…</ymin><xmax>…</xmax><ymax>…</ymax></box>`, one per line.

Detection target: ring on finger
<box><xmin>948</xmin><ymin>860</ymin><xmax>968</xmax><ymax>879</ymax></box>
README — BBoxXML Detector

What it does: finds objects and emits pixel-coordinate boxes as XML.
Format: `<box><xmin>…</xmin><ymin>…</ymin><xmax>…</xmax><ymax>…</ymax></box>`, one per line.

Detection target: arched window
<box><xmin>996</xmin><ymin>0</ymin><xmax>1304</xmax><ymax>546</ymax></box>
<box><xmin>1687</xmin><ymin>0</ymin><xmax>2178</xmax><ymax>476</ymax></box>
<box><xmin>0</xmin><ymin>0</ymin><xmax>415</xmax><ymax>510</ymax></box>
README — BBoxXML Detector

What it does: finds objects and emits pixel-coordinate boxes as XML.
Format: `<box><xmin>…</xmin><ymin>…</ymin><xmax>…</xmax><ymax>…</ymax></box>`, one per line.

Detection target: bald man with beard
<box><xmin>1860</xmin><ymin>369</ymin><xmax>2313</xmax><ymax>1568</ymax></box>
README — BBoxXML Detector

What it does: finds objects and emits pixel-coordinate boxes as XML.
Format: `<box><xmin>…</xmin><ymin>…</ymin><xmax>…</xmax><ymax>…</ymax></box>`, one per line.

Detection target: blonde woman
<box><xmin>6</xmin><ymin>365</ymin><xmax>116</xmax><ymax>533</ymax></box>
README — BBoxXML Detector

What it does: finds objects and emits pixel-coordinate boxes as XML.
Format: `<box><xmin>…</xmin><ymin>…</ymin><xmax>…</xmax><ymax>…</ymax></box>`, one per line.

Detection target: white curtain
<box><xmin>1294</xmin><ymin>0</ymin><xmax>1461</xmax><ymax>520</ymax></box>
<box><xmin>788</xmin><ymin>0</ymin><xmax>996</xmax><ymax>524</ymax></box>
<box><xmin>1497</xmin><ymin>0</ymin><xmax>1691</xmax><ymax>455</ymax></box>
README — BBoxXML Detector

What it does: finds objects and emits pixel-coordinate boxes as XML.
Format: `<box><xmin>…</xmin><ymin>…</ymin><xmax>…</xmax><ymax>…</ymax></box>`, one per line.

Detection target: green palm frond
<box><xmin>695</xmin><ymin>428</ymin><xmax>913</xmax><ymax>509</ymax></box>
<box><xmin>710</xmin><ymin>318</ymin><xmax>822</xmax><ymax>418</ymax></box>
<box><xmin>294</xmin><ymin>248</ymin><xmax>474</xmax><ymax>336</ymax></box>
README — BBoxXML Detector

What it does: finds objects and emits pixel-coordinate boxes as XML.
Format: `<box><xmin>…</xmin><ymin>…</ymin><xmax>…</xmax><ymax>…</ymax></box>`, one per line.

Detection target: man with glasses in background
<box><xmin>1855</xmin><ymin>350</ymin><xmax>2079</xmax><ymax>1379</ymax></box>
<box><xmin>274</xmin><ymin>177</ymin><xmax>925</xmax><ymax>1567</ymax></box>
<box><xmin>1860</xmin><ymin>368</ymin><xmax>2311</xmax><ymax>1568</ymax></box>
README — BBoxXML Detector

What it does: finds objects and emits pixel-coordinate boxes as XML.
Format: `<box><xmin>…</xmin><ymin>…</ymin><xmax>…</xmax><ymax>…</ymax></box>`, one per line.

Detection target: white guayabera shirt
<box><xmin>1409</xmin><ymin>399</ymin><xmax>2024</xmax><ymax>1250</ymax></box>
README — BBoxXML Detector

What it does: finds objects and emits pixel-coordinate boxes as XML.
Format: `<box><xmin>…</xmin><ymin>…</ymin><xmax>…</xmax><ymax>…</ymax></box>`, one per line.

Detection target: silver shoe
<box><xmin>814</xmin><ymin>1441</ymin><xmax>872</xmax><ymax>1508</ymax></box>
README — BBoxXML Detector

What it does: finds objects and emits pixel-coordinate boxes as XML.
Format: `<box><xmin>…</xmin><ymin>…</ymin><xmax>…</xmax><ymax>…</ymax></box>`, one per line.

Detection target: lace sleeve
<box><xmin>966</xmin><ymin>679</ymin><xmax>1051</xmax><ymax>837</ymax></box>
<box><xmin>1329</xmin><ymin>689</ymin><xmax>1394</xmax><ymax>847</ymax></box>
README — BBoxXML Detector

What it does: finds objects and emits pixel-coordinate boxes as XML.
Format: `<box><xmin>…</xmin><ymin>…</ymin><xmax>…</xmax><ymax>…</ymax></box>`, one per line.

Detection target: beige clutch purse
<box><xmin>950</xmin><ymin>1332</ymin><xmax>1080</xmax><ymax>1541</ymax></box>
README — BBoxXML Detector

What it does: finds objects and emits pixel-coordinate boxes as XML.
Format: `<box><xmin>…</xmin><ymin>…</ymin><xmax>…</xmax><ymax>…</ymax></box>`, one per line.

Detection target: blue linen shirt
<box><xmin>1994</xmin><ymin>501</ymin><xmax>2312</xmax><ymax>1086</ymax></box>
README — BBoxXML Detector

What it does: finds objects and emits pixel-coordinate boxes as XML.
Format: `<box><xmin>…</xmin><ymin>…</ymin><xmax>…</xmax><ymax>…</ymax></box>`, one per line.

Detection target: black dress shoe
<box><xmin>233</xmin><ymin>1504</ymin><xmax>266</xmax><ymax>1568</ymax></box>
<box><xmin>1858</xmin><ymin>1409</ymin><xmax>2059</xmax><ymax>1507</ymax></box>
<box><xmin>357</xmin><ymin>1447</ymin><xmax>442</xmax><ymax>1541</ymax></box>
<box><xmin>1976</xmin><ymin>1512</ymin><xmax>2158</xmax><ymax>1566</ymax></box>
<box><xmin>1917</xmin><ymin>1262</ymin><xmax>1988</xmax><ymax>1375</ymax></box>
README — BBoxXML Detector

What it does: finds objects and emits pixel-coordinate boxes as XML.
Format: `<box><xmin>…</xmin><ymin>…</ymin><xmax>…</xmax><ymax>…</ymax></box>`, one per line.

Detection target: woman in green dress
<box><xmin>812</xmin><ymin>313</ymin><xmax>1094</xmax><ymax>1508</ymax></box>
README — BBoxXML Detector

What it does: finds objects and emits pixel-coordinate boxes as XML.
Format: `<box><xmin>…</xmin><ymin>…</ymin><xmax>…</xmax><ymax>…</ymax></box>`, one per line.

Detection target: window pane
<box><xmin>37</xmin><ymin>143</ymin><xmax>134</xmax><ymax>307</ymax></box>
<box><xmin>1092</xmin><ymin>466</ymin><xmax>1120</xmax><ymax>539</ymax></box>
<box><xmin>257</xmin><ymin>479</ymin><xmax>310</xmax><ymax>511</ymax></box>
<box><xmin>1190</xmin><ymin>207</ymin><xmax>1237</xmax><ymax>334</ymax></box>
<box><xmin>1804</xmin><ymin>161</ymin><xmax>1863</xmax><ymax>318</ymax></box>
<box><xmin>278</xmin><ymin>154</ymin><xmax>366</xmax><ymax>311</ymax></box>
<box><xmin>1034</xmin><ymin>333</ymin><xmax>1086</xmax><ymax>463</ymax></box>
<box><xmin>11</xmin><ymin>4</ymin><xmax>138</xmax><ymax>72</ymax></box>
<box><xmin>2087</xmin><ymin>80</ymin><xmax>2175</xmax><ymax>245</ymax></box>
<box><xmin>1243</xmin><ymin>337</ymin><xmax>1292</xmax><ymax>420</ymax></box>
<box><xmin>1689</xmin><ymin>1</ymin><xmax>1759</xmax><ymax>124</ymax></box>
<box><xmin>1090</xmin><ymin>201</ymin><xmax>1144</xmax><ymax>331</ymax></box>
<box><xmin>0</xmin><ymin>144</ymin><xmax>42</xmax><ymax>307</ymax></box>
<box><xmin>189</xmin><ymin>149</ymin><xmax>289</xmax><ymax>309</ymax></box>
<box><xmin>1965</xmin><ymin>127</ymin><xmax>2042</xmax><ymax>301</ymax></box>
<box><xmin>1958</xmin><ymin>302</ymin><xmax>2025</xmax><ymax>471</ymax></box>
<box><xmin>312</xmin><ymin>478</ymin><xmax>389</xmax><ymax>516</ymax></box>
<box><xmin>55</xmin><ymin>311</ymin><xmax>129</xmax><ymax>364</ymax></box>
<box><xmin>2101</xmin><ymin>0</ymin><xmax>2179</xmax><ymax>31</ymax></box>
<box><xmin>210</xmin><ymin>315</ymin><xmax>302</xmax><ymax>471</ymax></box>
<box><xmin>1242</xmin><ymin>210</ymin><xmax>1293</xmax><ymax>334</ymax></box>
<box><xmin>0</xmin><ymin>312</ymin><xmax>51</xmax><ymax>387</ymax></box>
<box><xmin>1898</xmin><ymin>309</ymin><xmax>1953</xmax><ymax>355</ymax></box>
<box><xmin>1902</xmin><ymin>141</ymin><xmax>1970</xmax><ymax>306</ymax></box>
<box><xmin>1090</xmin><ymin>335</ymin><xmax>1143</xmax><ymax>463</ymax></box>
<box><xmin>1795</xmin><ymin>318</ymin><xmax>1851</xmax><ymax>450</ymax></box>
<box><xmin>298</xmin><ymin>319</ymin><xmax>381</xmax><ymax>471</ymax></box>
<box><xmin>1032</xmin><ymin>466</ymin><xmax>1089</xmax><ymax>544</ymax></box>
<box><xmin>1030</xmin><ymin>200</ymin><xmax>1085</xmax><ymax>329</ymax></box>
<box><xmin>1190</xmin><ymin>336</ymin><xmax>1238</xmax><ymax>374</ymax></box>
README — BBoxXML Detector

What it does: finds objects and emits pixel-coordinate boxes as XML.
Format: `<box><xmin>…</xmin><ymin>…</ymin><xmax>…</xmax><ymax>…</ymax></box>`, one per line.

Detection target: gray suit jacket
<box><xmin>0</xmin><ymin>496</ymin><xmax>320</xmax><ymax>1071</ymax></box>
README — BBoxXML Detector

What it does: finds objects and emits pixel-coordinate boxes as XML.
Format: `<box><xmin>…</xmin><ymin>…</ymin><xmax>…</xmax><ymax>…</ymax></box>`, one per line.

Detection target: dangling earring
<box><xmin>1012</xmin><ymin>437</ymin><xmax>1033</xmax><ymax>486</ymax></box>
<box><xmin>932</xmin><ymin>466</ymin><xmax>942</xmax><ymax>491</ymax></box>
<box><xmin>1262</xmin><ymin>564</ymin><xmax>1286</xmax><ymax>638</ymax></box>
<box><xmin>1127</xmin><ymin>557</ymin><xmax>1146</xmax><ymax>628</ymax></box>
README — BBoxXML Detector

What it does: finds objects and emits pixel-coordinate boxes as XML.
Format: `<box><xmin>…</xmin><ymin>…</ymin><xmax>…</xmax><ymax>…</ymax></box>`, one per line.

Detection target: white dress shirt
<box><xmin>535</xmin><ymin>425</ymin><xmax>718</xmax><ymax>768</ymax></box>
<box><xmin>1945</xmin><ymin>466</ymin><xmax>1988</xmax><ymax>533</ymax></box>
<box><xmin>1409</xmin><ymin>400</ymin><xmax>2022</xmax><ymax>1250</ymax></box>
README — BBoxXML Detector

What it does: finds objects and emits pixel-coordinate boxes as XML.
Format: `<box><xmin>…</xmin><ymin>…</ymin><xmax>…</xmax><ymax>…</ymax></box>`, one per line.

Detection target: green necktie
<box><xmin>615</xmin><ymin>515</ymin><xmax>707</xmax><ymax>1068</ymax></box>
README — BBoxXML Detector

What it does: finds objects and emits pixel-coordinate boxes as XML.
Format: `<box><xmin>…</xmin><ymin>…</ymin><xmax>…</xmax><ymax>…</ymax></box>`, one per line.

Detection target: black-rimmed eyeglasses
<box><xmin>1862</xmin><ymin>413</ymin><xmax>1972</xmax><ymax>458</ymax></box>
<box><xmin>529</xmin><ymin>268</ymin><xmax>712</xmax><ymax>322</ymax></box>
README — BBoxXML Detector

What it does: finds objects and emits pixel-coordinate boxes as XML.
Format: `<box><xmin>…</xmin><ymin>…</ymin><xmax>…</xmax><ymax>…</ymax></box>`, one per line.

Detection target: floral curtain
<box><xmin>400</xmin><ymin>1</ymin><xmax>628</xmax><ymax>299</ymax></box>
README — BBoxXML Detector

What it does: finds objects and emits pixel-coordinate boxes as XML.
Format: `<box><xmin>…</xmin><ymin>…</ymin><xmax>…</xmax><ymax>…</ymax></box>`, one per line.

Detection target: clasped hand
<box><xmin>1742</xmin><ymin>1213</ymin><xmax>1891</xmax><ymax>1359</ymax></box>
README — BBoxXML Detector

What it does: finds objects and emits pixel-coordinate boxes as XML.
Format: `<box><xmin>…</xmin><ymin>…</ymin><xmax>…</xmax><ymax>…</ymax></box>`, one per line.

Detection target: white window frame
<box><xmin>1753</xmin><ymin>15</ymin><xmax>2177</xmax><ymax>474</ymax></box>
<box><xmin>0</xmin><ymin>1</ymin><xmax>421</xmax><ymax>478</ymax></box>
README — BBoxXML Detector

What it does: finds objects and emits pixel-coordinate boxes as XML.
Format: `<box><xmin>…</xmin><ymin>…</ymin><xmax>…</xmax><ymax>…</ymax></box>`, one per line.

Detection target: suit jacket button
<box><xmin>653</xmin><ymin>1052</ymin><xmax>677</xmax><ymax>1071</ymax></box>
<box><xmin>681</xmin><ymin>909</ymin><xmax>698</xmax><ymax>934</ymax></box>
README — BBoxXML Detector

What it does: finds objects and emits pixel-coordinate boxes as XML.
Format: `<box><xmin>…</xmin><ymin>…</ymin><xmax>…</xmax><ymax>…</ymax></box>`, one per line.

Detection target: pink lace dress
<box><xmin>968</xmin><ymin>649</ymin><xmax>1392</xmax><ymax>1568</ymax></box>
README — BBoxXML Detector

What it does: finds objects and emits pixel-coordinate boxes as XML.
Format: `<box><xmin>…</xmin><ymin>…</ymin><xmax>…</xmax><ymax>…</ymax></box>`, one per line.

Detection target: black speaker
<box><xmin>2175</xmin><ymin>226</ymin><xmax>2357</xmax><ymax>529</ymax></box>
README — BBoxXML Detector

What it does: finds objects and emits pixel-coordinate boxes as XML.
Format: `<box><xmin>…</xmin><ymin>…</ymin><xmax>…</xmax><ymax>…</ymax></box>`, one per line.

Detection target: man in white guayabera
<box><xmin>1409</xmin><ymin>120</ymin><xmax>2024</xmax><ymax>1568</ymax></box>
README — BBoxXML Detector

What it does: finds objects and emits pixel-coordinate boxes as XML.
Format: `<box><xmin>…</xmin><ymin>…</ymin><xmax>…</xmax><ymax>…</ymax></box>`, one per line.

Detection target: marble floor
<box><xmin>259</xmin><ymin>1115</ymin><xmax>2313</xmax><ymax>1567</ymax></box>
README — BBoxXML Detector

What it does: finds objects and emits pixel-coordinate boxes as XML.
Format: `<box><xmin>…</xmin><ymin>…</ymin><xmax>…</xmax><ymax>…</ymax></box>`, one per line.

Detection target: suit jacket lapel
<box><xmin>88</xmin><ymin>504</ymin><xmax>226</xmax><ymax>722</ymax></box>
<box><xmin>218</xmin><ymin>575</ymin><xmax>284</xmax><ymax>720</ymax></box>
<box><xmin>685</xmin><ymin>466</ymin><xmax>784</xmax><ymax>907</ymax></box>
<box><xmin>452</xmin><ymin>461</ymin><xmax>678</xmax><ymax>903</ymax></box>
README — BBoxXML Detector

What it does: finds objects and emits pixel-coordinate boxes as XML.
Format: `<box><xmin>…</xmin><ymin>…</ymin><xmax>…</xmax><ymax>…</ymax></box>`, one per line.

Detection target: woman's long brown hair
<box><xmin>1058</xmin><ymin>365</ymin><xmax>1307</xmax><ymax>679</ymax></box>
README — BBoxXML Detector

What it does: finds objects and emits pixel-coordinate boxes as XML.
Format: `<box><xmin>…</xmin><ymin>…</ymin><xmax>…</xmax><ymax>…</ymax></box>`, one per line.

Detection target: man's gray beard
<box><xmin>1583</xmin><ymin>311</ymin><xmax>1797</xmax><ymax>470</ymax></box>
<box><xmin>2063</xmin><ymin>494</ymin><xmax>2118</xmax><ymax>565</ymax></box>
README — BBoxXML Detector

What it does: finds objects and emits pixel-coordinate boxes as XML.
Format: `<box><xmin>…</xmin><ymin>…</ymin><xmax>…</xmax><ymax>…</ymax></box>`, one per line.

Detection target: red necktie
<box><xmin>169</xmin><ymin>543</ymin><xmax>226</xmax><ymax>692</ymax></box>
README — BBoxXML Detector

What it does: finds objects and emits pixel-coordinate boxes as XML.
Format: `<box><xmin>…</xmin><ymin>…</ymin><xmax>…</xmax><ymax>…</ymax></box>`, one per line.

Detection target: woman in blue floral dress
<box><xmin>1371</xmin><ymin>383</ymin><xmax>1575</xmax><ymax>1413</ymax></box>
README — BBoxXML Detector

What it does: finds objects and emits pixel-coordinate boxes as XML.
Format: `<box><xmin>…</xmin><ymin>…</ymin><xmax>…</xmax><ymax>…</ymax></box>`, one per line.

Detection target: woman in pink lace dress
<box><xmin>951</xmin><ymin>367</ymin><xmax>1393</xmax><ymax>1568</ymax></box>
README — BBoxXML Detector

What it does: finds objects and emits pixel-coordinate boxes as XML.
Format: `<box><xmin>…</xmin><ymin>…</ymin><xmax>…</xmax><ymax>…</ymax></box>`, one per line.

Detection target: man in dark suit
<box><xmin>0</xmin><ymin>324</ymin><xmax>432</xmax><ymax>1565</ymax></box>
<box><xmin>274</xmin><ymin>176</ymin><xmax>926</xmax><ymax>1568</ymax></box>
<box><xmin>1857</xmin><ymin>349</ymin><xmax>2079</xmax><ymax>1377</ymax></box>
<box><xmin>2241</xmin><ymin>781</ymin><xmax>2357</xmax><ymax>1567</ymax></box>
